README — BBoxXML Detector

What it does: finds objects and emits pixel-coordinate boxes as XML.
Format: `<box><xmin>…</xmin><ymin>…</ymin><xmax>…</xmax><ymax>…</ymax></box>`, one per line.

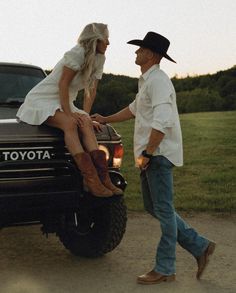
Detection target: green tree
<box><xmin>177</xmin><ymin>88</ymin><xmax>224</xmax><ymax>113</ymax></box>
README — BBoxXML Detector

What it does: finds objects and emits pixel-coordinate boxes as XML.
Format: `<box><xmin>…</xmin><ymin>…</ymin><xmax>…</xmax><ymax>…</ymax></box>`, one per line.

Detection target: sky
<box><xmin>1</xmin><ymin>0</ymin><xmax>236</xmax><ymax>78</ymax></box>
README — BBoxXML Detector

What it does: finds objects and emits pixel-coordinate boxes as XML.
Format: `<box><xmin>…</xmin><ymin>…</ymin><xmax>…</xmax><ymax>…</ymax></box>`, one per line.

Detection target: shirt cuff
<box><xmin>151</xmin><ymin>121</ymin><xmax>166</xmax><ymax>134</ymax></box>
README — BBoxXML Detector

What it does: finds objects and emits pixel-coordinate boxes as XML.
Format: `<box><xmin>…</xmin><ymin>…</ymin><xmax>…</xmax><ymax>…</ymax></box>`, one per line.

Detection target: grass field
<box><xmin>111</xmin><ymin>111</ymin><xmax>236</xmax><ymax>213</ymax></box>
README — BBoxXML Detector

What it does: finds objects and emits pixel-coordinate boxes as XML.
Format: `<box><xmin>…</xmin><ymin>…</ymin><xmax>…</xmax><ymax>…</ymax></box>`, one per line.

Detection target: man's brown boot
<box><xmin>137</xmin><ymin>270</ymin><xmax>176</xmax><ymax>285</ymax></box>
<box><xmin>73</xmin><ymin>152</ymin><xmax>113</xmax><ymax>197</ymax></box>
<box><xmin>90</xmin><ymin>150</ymin><xmax>123</xmax><ymax>195</ymax></box>
<box><xmin>196</xmin><ymin>241</ymin><xmax>216</xmax><ymax>279</ymax></box>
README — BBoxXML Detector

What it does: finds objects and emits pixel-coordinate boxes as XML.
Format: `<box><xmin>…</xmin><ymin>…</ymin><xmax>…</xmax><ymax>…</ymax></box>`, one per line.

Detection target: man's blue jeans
<box><xmin>140</xmin><ymin>155</ymin><xmax>209</xmax><ymax>275</ymax></box>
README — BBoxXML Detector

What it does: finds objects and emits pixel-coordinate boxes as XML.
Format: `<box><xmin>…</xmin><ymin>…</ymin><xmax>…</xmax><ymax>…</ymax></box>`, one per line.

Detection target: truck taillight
<box><xmin>113</xmin><ymin>144</ymin><xmax>124</xmax><ymax>168</ymax></box>
<box><xmin>98</xmin><ymin>145</ymin><xmax>110</xmax><ymax>161</ymax></box>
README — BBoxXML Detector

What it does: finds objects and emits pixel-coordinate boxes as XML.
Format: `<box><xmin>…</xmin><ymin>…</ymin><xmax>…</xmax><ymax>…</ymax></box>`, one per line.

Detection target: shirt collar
<box><xmin>141</xmin><ymin>64</ymin><xmax>160</xmax><ymax>81</ymax></box>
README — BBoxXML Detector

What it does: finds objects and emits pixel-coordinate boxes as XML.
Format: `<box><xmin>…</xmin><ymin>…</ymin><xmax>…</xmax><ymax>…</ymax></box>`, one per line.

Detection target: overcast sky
<box><xmin>1</xmin><ymin>0</ymin><xmax>236</xmax><ymax>78</ymax></box>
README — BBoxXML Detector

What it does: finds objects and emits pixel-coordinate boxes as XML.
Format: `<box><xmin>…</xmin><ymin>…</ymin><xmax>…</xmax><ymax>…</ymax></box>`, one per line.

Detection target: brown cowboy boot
<box><xmin>90</xmin><ymin>150</ymin><xmax>123</xmax><ymax>195</ymax></box>
<box><xmin>196</xmin><ymin>241</ymin><xmax>216</xmax><ymax>279</ymax></box>
<box><xmin>73</xmin><ymin>152</ymin><xmax>113</xmax><ymax>197</ymax></box>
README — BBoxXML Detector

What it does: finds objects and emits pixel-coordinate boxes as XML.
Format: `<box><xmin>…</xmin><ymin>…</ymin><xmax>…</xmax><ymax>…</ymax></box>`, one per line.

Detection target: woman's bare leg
<box><xmin>45</xmin><ymin>110</ymin><xmax>98</xmax><ymax>155</ymax></box>
<box><xmin>78</xmin><ymin>115</ymin><xmax>99</xmax><ymax>152</ymax></box>
<box><xmin>45</xmin><ymin>110</ymin><xmax>84</xmax><ymax>155</ymax></box>
<box><xmin>45</xmin><ymin>110</ymin><xmax>112</xmax><ymax>197</ymax></box>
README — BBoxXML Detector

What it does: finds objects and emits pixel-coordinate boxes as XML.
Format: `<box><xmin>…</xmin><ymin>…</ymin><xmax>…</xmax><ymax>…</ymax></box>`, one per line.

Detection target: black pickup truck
<box><xmin>0</xmin><ymin>62</ymin><xmax>127</xmax><ymax>257</ymax></box>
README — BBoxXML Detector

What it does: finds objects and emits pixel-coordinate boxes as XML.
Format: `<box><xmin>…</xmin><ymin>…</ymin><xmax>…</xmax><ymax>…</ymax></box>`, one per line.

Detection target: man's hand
<box><xmin>137</xmin><ymin>155</ymin><xmax>150</xmax><ymax>171</ymax></box>
<box><xmin>92</xmin><ymin>120</ymin><xmax>103</xmax><ymax>132</ymax></box>
<box><xmin>91</xmin><ymin>113</ymin><xmax>106</xmax><ymax>124</ymax></box>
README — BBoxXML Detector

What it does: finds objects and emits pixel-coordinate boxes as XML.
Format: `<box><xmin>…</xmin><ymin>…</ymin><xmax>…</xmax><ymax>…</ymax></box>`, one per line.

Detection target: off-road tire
<box><xmin>57</xmin><ymin>196</ymin><xmax>127</xmax><ymax>257</ymax></box>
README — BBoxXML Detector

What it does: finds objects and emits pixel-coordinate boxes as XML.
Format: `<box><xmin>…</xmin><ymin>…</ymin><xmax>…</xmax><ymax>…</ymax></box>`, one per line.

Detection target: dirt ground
<box><xmin>0</xmin><ymin>211</ymin><xmax>235</xmax><ymax>293</ymax></box>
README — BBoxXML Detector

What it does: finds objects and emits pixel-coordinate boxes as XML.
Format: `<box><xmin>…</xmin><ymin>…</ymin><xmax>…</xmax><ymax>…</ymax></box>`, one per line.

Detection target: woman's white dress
<box><xmin>16</xmin><ymin>45</ymin><xmax>105</xmax><ymax>125</ymax></box>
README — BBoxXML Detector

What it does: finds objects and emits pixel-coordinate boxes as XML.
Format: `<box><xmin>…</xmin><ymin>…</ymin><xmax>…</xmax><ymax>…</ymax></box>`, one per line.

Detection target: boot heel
<box><xmin>208</xmin><ymin>242</ymin><xmax>216</xmax><ymax>255</ymax></box>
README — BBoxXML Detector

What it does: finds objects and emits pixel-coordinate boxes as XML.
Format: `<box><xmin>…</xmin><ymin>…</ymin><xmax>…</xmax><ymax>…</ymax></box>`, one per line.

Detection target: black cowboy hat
<box><xmin>127</xmin><ymin>31</ymin><xmax>176</xmax><ymax>63</ymax></box>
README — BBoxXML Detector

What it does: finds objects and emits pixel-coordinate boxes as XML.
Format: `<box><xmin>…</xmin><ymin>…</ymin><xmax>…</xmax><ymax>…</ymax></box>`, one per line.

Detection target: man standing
<box><xmin>92</xmin><ymin>32</ymin><xmax>215</xmax><ymax>284</ymax></box>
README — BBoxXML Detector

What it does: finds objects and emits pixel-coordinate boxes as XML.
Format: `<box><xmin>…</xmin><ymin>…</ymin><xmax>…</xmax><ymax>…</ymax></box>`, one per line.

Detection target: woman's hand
<box><xmin>69</xmin><ymin>112</ymin><xmax>88</xmax><ymax>127</ymax></box>
<box><xmin>91</xmin><ymin>113</ymin><xmax>106</xmax><ymax>124</ymax></box>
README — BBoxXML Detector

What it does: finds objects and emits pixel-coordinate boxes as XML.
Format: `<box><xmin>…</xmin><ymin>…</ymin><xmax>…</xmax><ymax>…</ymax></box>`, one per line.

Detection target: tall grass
<box><xmin>112</xmin><ymin>111</ymin><xmax>236</xmax><ymax>213</ymax></box>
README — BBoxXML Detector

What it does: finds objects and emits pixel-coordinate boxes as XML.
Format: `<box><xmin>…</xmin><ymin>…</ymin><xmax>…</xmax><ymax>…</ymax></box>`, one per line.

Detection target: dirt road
<box><xmin>0</xmin><ymin>212</ymin><xmax>235</xmax><ymax>293</ymax></box>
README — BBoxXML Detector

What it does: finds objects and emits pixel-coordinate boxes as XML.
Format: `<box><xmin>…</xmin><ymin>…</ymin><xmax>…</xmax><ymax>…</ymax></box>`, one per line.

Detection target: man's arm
<box><xmin>146</xmin><ymin>128</ymin><xmax>165</xmax><ymax>155</ymax></box>
<box><xmin>138</xmin><ymin>128</ymin><xmax>165</xmax><ymax>170</ymax></box>
<box><xmin>91</xmin><ymin>106</ymin><xmax>134</xmax><ymax>124</ymax></box>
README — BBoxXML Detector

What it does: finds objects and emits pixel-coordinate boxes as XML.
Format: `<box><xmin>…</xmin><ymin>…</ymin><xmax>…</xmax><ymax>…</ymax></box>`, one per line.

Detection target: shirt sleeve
<box><xmin>151</xmin><ymin>103</ymin><xmax>174</xmax><ymax>133</ymax></box>
<box><xmin>63</xmin><ymin>45</ymin><xmax>85</xmax><ymax>71</ymax></box>
<box><xmin>93</xmin><ymin>54</ymin><xmax>106</xmax><ymax>80</ymax></box>
<box><xmin>148</xmin><ymin>77</ymin><xmax>175</xmax><ymax>133</ymax></box>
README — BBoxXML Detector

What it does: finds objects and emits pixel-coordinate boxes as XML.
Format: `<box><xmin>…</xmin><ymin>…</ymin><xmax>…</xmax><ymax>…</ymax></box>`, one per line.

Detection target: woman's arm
<box><xmin>83</xmin><ymin>80</ymin><xmax>99</xmax><ymax>113</ymax></box>
<box><xmin>58</xmin><ymin>66</ymin><xmax>78</xmax><ymax>115</ymax></box>
<box><xmin>59</xmin><ymin>66</ymin><xmax>87</xmax><ymax>127</ymax></box>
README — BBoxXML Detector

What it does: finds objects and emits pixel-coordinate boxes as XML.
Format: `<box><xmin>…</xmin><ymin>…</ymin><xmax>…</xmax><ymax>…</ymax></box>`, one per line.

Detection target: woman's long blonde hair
<box><xmin>78</xmin><ymin>23</ymin><xmax>108</xmax><ymax>94</ymax></box>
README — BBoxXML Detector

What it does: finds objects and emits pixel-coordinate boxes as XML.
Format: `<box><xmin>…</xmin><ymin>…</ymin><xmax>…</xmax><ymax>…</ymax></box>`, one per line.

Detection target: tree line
<box><xmin>172</xmin><ymin>65</ymin><xmax>236</xmax><ymax>113</ymax></box>
<box><xmin>46</xmin><ymin>65</ymin><xmax>236</xmax><ymax>115</ymax></box>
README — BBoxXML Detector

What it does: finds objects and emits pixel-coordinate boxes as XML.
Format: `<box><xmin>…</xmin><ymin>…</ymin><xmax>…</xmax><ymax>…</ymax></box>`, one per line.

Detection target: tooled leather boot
<box><xmin>73</xmin><ymin>152</ymin><xmax>113</xmax><ymax>197</ymax></box>
<box><xmin>90</xmin><ymin>150</ymin><xmax>123</xmax><ymax>195</ymax></box>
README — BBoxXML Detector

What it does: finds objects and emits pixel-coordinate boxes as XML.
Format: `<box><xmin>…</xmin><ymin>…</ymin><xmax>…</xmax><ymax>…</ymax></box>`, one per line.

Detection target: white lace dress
<box><xmin>16</xmin><ymin>45</ymin><xmax>105</xmax><ymax>125</ymax></box>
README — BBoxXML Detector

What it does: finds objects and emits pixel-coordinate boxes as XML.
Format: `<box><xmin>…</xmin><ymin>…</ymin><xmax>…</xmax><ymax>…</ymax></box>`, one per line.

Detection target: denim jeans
<box><xmin>140</xmin><ymin>155</ymin><xmax>209</xmax><ymax>275</ymax></box>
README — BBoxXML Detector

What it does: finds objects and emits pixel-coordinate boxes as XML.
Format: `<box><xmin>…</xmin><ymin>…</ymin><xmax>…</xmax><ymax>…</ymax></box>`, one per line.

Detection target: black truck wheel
<box><xmin>57</xmin><ymin>196</ymin><xmax>127</xmax><ymax>257</ymax></box>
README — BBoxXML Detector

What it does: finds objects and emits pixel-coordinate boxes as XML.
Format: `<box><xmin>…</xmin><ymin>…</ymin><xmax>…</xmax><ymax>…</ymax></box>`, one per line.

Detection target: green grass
<box><xmin>111</xmin><ymin>111</ymin><xmax>236</xmax><ymax>213</ymax></box>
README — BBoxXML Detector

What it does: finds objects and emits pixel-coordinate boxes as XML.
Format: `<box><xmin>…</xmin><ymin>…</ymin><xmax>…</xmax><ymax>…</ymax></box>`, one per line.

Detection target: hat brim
<box><xmin>127</xmin><ymin>39</ymin><xmax>145</xmax><ymax>47</ymax></box>
<box><xmin>127</xmin><ymin>39</ymin><xmax>176</xmax><ymax>63</ymax></box>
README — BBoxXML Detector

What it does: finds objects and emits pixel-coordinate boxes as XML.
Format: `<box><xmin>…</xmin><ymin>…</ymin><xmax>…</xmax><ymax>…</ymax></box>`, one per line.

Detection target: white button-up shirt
<box><xmin>129</xmin><ymin>64</ymin><xmax>183</xmax><ymax>167</ymax></box>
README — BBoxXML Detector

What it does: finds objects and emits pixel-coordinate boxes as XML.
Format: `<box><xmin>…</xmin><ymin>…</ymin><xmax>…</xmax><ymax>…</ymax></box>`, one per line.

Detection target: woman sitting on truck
<box><xmin>16</xmin><ymin>22</ymin><xmax>122</xmax><ymax>197</ymax></box>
